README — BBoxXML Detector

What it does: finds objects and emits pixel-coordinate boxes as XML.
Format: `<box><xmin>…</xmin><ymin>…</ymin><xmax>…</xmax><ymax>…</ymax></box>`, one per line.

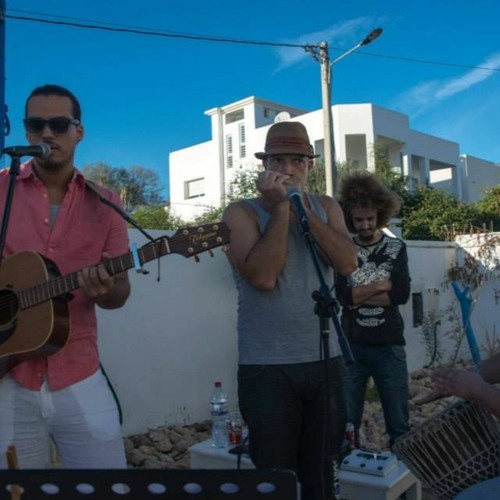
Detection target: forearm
<box><xmin>351</xmin><ymin>275</ymin><xmax>392</xmax><ymax>306</ymax></box>
<box><xmin>471</xmin><ymin>382</ymin><xmax>500</xmax><ymax>419</ymax></box>
<box><xmin>479</xmin><ymin>353</ymin><xmax>500</xmax><ymax>384</ymax></box>
<box><xmin>352</xmin><ymin>283</ymin><xmax>389</xmax><ymax>305</ymax></box>
<box><xmin>357</xmin><ymin>291</ymin><xmax>391</xmax><ymax>307</ymax></box>
<box><xmin>236</xmin><ymin>202</ymin><xmax>290</xmax><ymax>289</ymax></box>
<box><xmin>307</xmin><ymin>206</ymin><xmax>357</xmax><ymax>276</ymax></box>
<box><xmin>95</xmin><ymin>273</ymin><xmax>131</xmax><ymax>309</ymax></box>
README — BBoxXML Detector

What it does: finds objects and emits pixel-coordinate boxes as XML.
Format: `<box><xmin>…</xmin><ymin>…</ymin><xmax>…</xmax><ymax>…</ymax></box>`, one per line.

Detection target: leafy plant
<box><xmin>131</xmin><ymin>205</ymin><xmax>184</xmax><ymax>230</ymax></box>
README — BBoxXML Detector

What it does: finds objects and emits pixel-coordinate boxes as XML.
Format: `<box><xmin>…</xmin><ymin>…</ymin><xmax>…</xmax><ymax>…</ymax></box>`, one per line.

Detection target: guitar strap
<box><xmin>84</xmin><ymin>179</ymin><xmax>129</xmax><ymax>220</ymax></box>
<box><xmin>84</xmin><ymin>179</ymin><xmax>155</xmax><ymax>243</ymax></box>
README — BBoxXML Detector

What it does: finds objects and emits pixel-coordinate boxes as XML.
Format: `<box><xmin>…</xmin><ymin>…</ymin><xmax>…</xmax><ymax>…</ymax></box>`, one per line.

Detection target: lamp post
<box><xmin>317</xmin><ymin>28</ymin><xmax>382</xmax><ymax>196</ymax></box>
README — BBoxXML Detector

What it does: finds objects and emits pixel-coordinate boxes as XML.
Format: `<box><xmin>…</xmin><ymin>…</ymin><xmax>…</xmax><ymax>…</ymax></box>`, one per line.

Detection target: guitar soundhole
<box><xmin>0</xmin><ymin>289</ymin><xmax>19</xmax><ymax>326</ymax></box>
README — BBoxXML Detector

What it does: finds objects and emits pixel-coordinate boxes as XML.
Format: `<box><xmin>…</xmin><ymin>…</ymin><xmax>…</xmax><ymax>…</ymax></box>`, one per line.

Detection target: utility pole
<box><xmin>320</xmin><ymin>42</ymin><xmax>335</xmax><ymax>197</ymax></box>
<box><xmin>316</xmin><ymin>28</ymin><xmax>383</xmax><ymax>197</ymax></box>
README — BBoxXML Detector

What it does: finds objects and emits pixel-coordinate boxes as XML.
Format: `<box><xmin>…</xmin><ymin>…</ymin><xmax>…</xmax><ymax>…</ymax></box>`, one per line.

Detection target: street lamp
<box><xmin>313</xmin><ymin>28</ymin><xmax>383</xmax><ymax>196</ymax></box>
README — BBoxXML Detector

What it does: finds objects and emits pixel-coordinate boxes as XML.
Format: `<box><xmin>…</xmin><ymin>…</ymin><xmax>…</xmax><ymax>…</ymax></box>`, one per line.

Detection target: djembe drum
<box><xmin>393</xmin><ymin>399</ymin><xmax>500</xmax><ymax>500</ymax></box>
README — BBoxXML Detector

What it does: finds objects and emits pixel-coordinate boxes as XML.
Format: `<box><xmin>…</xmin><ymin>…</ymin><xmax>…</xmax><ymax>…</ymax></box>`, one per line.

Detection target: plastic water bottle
<box><xmin>210</xmin><ymin>381</ymin><xmax>229</xmax><ymax>448</ymax></box>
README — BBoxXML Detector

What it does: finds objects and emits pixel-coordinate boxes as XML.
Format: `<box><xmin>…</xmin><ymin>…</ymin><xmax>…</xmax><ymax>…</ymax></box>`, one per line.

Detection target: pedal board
<box><xmin>340</xmin><ymin>449</ymin><xmax>398</xmax><ymax>477</ymax></box>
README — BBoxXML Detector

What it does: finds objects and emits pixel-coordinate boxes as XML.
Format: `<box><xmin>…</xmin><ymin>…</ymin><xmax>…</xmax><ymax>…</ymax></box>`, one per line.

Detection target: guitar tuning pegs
<box><xmin>194</xmin><ymin>255</ymin><xmax>200</xmax><ymax>263</ymax></box>
<box><xmin>208</xmin><ymin>250</ymin><xmax>214</xmax><ymax>258</ymax></box>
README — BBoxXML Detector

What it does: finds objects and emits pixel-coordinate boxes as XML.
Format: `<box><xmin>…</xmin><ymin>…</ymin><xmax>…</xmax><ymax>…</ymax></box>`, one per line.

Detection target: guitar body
<box><xmin>0</xmin><ymin>251</ymin><xmax>70</xmax><ymax>379</ymax></box>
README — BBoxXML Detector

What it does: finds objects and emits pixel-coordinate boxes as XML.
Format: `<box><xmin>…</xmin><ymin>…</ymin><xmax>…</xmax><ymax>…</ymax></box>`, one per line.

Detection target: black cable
<box><xmin>423</xmin><ymin>321</ymin><xmax>441</xmax><ymax>369</ymax></box>
<box><xmin>100</xmin><ymin>363</ymin><xmax>123</xmax><ymax>426</ymax></box>
<box><xmin>6</xmin><ymin>11</ymin><xmax>500</xmax><ymax>73</ymax></box>
<box><xmin>5</xmin><ymin>13</ymin><xmax>312</xmax><ymax>50</ymax></box>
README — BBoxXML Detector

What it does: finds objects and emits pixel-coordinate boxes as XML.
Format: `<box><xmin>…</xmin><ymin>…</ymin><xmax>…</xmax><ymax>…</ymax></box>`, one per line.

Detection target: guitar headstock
<box><xmin>169</xmin><ymin>222</ymin><xmax>231</xmax><ymax>258</ymax></box>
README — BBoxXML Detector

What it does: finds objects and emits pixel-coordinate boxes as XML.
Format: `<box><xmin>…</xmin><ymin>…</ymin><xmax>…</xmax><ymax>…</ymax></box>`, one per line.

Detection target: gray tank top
<box><xmin>235</xmin><ymin>194</ymin><xmax>341</xmax><ymax>364</ymax></box>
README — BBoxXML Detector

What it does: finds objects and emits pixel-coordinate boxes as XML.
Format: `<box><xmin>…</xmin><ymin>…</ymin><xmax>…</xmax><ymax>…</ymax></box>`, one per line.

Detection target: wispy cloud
<box><xmin>394</xmin><ymin>52</ymin><xmax>500</xmax><ymax>116</ymax></box>
<box><xmin>273</xmin><ymin>17</ymin><xmax>382</xmax><ymax>72</ymax></box>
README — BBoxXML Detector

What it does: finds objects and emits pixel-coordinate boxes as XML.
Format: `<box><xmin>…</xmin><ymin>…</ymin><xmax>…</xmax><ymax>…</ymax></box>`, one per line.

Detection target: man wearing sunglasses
<box><xmin>0</xmin><ymin>84</ymin><xmax>131</xmax><ymax>469</ymax></box>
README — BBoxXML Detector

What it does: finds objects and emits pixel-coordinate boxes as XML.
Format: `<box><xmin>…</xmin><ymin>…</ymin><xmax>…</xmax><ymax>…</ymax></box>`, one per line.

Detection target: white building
<box><xmin>169</xmin><ymin>96</ymin><xmax>499</xmax><ymax>221</ymax></box>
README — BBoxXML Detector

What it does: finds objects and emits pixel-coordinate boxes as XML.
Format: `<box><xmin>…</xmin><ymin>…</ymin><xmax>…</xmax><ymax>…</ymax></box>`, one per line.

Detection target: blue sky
<box><xmin>2</xmin><ymin>0</ymin><xmax>499</xmax><ymax>200</ymax></box>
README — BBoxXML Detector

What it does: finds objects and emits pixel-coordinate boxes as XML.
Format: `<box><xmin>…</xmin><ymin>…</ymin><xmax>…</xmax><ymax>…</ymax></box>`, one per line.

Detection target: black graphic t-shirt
<box><xmin>335</xmin><ymin>234</ymin><xmax>411</xmax><ymax>345</ymax></box>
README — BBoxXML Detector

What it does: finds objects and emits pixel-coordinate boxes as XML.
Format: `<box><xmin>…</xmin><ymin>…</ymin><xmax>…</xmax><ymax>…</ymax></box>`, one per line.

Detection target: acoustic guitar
<box><xmin>0</xmin><ymin>222</ymin><xmax>230</xmax><ymax>378</ymax></box>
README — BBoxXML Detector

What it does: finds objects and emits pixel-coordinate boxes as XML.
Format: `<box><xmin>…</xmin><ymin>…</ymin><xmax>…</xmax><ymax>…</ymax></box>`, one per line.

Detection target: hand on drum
<box><xmin>432</xmin><ymin>367</ymin><xmax>486</xmax><ymax>400</ymax></box>
<box><xmin>415</xmin><ymin>366</ymin><xmax>485</xmax><ymax>405</ymax></box>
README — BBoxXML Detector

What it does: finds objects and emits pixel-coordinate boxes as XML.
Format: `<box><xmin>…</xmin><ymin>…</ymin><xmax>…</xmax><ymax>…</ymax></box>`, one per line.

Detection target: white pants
<box><xmin>0</xmin><ymin>370</ymin><xmax>126</xmax><ymax>469</ymax></box>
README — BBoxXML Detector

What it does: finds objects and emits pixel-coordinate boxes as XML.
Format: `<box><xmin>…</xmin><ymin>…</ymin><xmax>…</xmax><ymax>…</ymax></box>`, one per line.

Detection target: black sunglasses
<box><xmin>24</xmin><ymin>117</ymin><xmax>80</xmax><ymax>135</ymax></box>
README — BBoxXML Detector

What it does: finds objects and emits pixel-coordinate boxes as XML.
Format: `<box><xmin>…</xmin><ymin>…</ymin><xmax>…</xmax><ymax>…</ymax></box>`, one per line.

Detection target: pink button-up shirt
<box><xmin>0</xmin><ymin>161</ymin><xmax>130</xmax><ymax>390</ymax></box>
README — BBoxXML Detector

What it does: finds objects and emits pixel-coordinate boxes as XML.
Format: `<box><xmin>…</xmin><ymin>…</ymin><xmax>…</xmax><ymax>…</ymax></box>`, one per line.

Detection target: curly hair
<box><xmin>338</xmin><ymin>171</ymin><xmax>402</xmax><ymax>233</ymax></box>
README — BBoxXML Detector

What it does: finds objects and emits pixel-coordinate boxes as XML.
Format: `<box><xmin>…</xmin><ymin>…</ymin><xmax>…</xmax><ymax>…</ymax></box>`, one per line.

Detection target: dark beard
<box><xmin>34</xmin><ymin>158</ymin><xmax>67</xmax><ymax>171</ymax></box>
<box><xmin>357</xmin><ymin>231</ymin><xmax>380</xmax><ymax>245</ymax></box>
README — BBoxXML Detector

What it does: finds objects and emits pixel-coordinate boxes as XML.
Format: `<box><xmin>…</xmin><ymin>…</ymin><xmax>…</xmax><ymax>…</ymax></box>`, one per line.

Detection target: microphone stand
<box><xmin>292</xmin><ymin>196</ymin><xmax>354</xmax><ymax>500</ymax></box>
<box><xmin>0</xmin><ymin>155</ymin><xmax>22</xmax><ymax>262</ymax></box>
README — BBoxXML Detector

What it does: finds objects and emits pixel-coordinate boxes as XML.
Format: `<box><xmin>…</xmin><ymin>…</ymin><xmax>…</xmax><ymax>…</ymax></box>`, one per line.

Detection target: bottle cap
<box><xmin>214</xmin><ymin>381</ymin><xmax>222</xmax><ymax>387</ymax></box>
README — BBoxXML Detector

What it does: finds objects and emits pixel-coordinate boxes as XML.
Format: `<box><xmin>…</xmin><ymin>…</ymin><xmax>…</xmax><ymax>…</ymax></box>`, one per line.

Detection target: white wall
<box><xmin>98</xmin><ymin>229</ymin><xmax>238</xmax><ymax>436</ymax></box>
<box><xmin>169</xmin><ymin>141</ymin><xmax>218</xmax><ymax>220</ymax></box>
<box><xmin>97</xmin><ymin>229</ymin><xmax>498</xmax><ymax>436</ymax></box>
<box><xmin>460</xmin><ymin>155</ymin><xmax>500</xmax><ymax>202</ymax></box>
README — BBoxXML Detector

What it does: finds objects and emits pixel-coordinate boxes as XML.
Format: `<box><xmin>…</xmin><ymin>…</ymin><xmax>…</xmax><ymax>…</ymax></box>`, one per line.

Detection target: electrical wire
<box><xmin>5</xmin><ymin>13</ymin><xmax>313</xmax><ymax>50</ymax></box>
<box><xmin>5</xmin><ymin>10</ymin><xmax>500</xmax><ymax>73</ymax></box>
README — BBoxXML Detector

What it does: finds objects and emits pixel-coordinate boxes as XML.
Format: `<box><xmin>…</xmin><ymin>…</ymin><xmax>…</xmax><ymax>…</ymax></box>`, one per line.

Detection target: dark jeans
<box><xmin>238</xmin><ymin>358</ymin><xmax>346</xmax><ymax>500</ymax></box>
<box><xmin>345</xmin><ymin>344</ymin><xmax>409</xmax><ymax>448</ymax></box>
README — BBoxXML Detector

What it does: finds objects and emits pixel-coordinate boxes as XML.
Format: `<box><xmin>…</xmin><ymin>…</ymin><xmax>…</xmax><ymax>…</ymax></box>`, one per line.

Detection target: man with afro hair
<box><xmin>336</xmin><ymin>171</ymin><xmax>411</xmax><ymax>450</ymax></box>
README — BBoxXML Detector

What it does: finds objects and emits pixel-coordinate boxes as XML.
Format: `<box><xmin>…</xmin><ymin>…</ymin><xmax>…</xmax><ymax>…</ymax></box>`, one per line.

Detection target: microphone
<box><xmin>2</xmin><ymin>143</ymin><xmax>52</xmax><ymax>159</ymax></box>
<box><xmin>287</xmin><ymin>187</ymin><xmax>309</xmax><ymax>230</ymax></box>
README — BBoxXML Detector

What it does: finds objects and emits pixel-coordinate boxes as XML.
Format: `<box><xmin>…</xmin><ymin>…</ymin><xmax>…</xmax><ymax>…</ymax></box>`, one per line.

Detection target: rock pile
<box><xmin>124</xmin><ymin>368</ymin><xmax>458</xmax><ymax>469</ymax></box>
<box><xmin>125</xmin><ymin>421</ymin><xmax>211</xmax><ymax>469</ymax></box>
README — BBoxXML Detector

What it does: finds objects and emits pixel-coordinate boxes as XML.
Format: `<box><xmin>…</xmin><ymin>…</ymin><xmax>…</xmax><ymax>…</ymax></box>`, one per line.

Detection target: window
<box><xmin>226</xmin><ymin>134</ymin><xmax>233</xmax><ymax>168</ymax></box>
<box><xmin>412</xmin><ymin>292</ymin><xmax>423</xmax><ymax>327</ymax></box>
<box><xmin>239</xmin><ymin>124</ymin><xmax>246</xmax><ymax>158</ymax></box>
<box><xmin>185</xmin><ymin>178</ymin><xmax>205</xmax><ymax>199</ymax></box>
<box><xmin>226</xmin><ymin>134</ymin><xmax>233</xmax><ymax>154</ymax></box>
<box><xmin>263</xmin><ymin>107</ymin><xmax>276</xmax><ymax>119</ymax></box>
<box><xmin>225</xmin><ymin>109</ymin><xmax>244</xmax><ymax>124</ymax></box>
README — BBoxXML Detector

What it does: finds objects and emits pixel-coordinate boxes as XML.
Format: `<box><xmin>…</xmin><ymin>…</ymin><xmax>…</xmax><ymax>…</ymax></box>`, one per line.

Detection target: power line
<box><xmin>6</xmin><ymin>11</ymin><xmax>500</xmax><ymax>73</ymax></box>
<box><xmin>5</xmin><ymin>13</ymin><xmax>312</xmax><ymax>49</ymax></box>
<box><xmin>351</xmin><ymin>50</ymin><xmax>500</xmax><ymax>73</ymax></box>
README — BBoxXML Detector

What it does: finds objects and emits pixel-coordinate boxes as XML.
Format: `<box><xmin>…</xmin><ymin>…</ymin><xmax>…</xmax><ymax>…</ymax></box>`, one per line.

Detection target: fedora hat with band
<box><xmin>255</xmin><ymin>121</ymin><xmax>319</xmax><ymax>159</ymax></box>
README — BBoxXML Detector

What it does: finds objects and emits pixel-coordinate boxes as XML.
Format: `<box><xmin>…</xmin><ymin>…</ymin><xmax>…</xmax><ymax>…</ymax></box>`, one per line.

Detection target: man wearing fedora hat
<box><xmin>223</xmin><ymin>121</ymin><xmax>357</xmax><ymax>499</ymax></box>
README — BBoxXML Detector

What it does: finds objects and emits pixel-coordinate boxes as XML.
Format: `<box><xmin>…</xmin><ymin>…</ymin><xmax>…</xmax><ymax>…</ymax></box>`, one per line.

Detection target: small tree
<box><xmin>372</xmin><ymin>142</ymin><xmax>408</xmax><ymax>196</ymax></box>
<box><xmin>473</xmin><ymin>186</ymin><xmax>500</xmax><ymax>231</ymax></box>
<box><xmin>445</xmin><ymin>230</ymin><xmax>500</xmax><ymax>364</ymax></box>
<box><xmin>132</xmin><ymin>205</ymin><xmax>184</xmax><ymax>230</ymax></box>
<box><xmin>228</xmin><ymin>167</ymin><xmax>260</xmax><ymax>201</ymax></box>
<box><xmin>401</xmin><ymin>187</ymin><xmax>483</xmax><ymax>241</ymax></box>
<box><xmin>194</xmin><ymin>167</ymin><xmax>260</xmax><ymax>224</ymax></box>
<box><xmin>83</xmin><ymin>163</ymin><xmax>165</xmax><ymax>211</ymax></box>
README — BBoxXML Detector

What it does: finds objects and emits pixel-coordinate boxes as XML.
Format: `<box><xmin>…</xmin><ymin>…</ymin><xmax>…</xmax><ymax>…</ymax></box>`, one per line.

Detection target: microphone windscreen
<box><xmin>286</xmin><ymin>187</ymin><xmax>302</xmax><ymax>199</ymax></box>
<box><xmin>38</xmin><ymin>143</ymin><xmax>52</xmax><ymax>159</ymax></box>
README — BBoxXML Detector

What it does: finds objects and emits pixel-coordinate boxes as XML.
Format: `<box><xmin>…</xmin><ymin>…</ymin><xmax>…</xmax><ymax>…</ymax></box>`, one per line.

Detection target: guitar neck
<box><xmin>20</xmin><ymin>238</ymin><xmax>169</xmax><ymax>310</ymax></box>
